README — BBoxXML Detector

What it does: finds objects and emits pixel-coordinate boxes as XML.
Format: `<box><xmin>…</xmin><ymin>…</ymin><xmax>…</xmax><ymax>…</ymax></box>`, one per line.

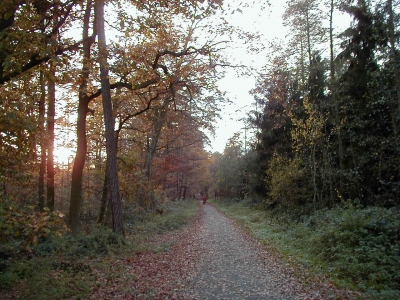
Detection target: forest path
<box><xmin>87</xmin><ymin>201</ymin><xmax>354</xmax><ymax>299</ymax></box>
<box><xmin>183</xmin><ymin>202</ymin><xmax>306</xmax><ymax>300</ymax></box>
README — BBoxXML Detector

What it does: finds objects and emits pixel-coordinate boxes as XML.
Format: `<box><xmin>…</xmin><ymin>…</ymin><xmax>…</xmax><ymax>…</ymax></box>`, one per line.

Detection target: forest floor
<box><xmin>88</xmin><ymin>201</ymin><xmax>362</xmax><ymax>300</ymax></box>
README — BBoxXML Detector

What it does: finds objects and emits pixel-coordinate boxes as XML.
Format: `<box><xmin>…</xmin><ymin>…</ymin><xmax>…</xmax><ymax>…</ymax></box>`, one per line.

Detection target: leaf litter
<box><xmin>79</xmin><ymin>202</ymin><xmax>365</xmax><ymax>299</ymax></box>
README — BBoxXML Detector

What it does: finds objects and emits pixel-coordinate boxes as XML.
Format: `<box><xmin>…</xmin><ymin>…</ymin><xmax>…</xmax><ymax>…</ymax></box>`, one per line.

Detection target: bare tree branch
<box><xmin>87</xmin><ymin>77</ymin><xmax>160</xmax><ymax>101</ymax></box>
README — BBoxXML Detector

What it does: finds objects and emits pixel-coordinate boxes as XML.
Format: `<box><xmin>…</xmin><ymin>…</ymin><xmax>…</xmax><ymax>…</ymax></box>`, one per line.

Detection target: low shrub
<box><xmin>0</xmin><ymin>228</ymin><xmax>124</xmax><ymax>291</ymax></box>
<box><xmin>311</xmin><ymin>206</ymin><xmax>399</xmax><ymax>294</ymax></box>
<box><xmin>0</xmin><ymin>202</ymin><xmax>69</xmax><ymax>247</ymax></box>
<box><xmin>34</xmin><ymin>227</ymin><xmax>126</xmax><ymax>258</ymax></box>
<box><xmin>0</xmin><ymin>257</ymin><xmax>95</xmax><ymax>298</ymax></box>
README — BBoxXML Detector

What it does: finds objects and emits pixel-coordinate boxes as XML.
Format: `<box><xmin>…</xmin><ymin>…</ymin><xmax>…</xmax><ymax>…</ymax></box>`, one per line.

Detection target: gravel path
<box><xmin>184</xmin><ymin>203</ymin><xmax>305</xmax><ymax>300</ymax></box>
<box><xmin>0</xmin><ymin>201</ymin><xmax>360</xmax><ymax>300</ymax></box>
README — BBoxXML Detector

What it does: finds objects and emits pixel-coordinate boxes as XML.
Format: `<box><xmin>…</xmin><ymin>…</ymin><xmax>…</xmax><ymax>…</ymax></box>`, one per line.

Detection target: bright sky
<box><xmin>207</xmin><ymin>0</ymin><xmax>287</xmax><ymax>153</ymax></box>
<box><xmin>208</xmin><ymin>0</ymin><xmax>351</xmax><ymax>153</ymax></box>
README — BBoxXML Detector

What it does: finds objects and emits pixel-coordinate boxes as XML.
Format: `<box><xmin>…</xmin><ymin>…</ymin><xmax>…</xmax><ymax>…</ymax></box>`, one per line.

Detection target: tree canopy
<box><xmin>1</xmin><ymin>0</ymin><xmax>398</xmax><ymax>240</ymax></box>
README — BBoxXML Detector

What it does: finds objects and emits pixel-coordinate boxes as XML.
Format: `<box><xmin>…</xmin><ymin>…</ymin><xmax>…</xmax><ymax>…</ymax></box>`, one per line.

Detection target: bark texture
<box><xmin>95</xmin><ymin>0</ymin><xmax>124</xmax><ymax>235</ymax></box>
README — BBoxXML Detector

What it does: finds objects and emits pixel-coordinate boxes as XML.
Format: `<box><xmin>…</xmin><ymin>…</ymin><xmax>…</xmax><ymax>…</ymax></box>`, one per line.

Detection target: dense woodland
<box><xmin>214</xmin><ymin>0</ymin><xmax>400</xmax><ymax>209</ymax></box>
<box><xmin>0</xmin><ymin>0</ymin><xmax>399</xmax><ymax>298</ymax></box>
<box><xmin>1</xmin><ymin>0</ymin><xmax>234</xmax><ymax>235</ymax></box>
<box><xmin>210</xmin><ymin>0</ymin><xmax>400</xmax><ymax>296</ymax></box>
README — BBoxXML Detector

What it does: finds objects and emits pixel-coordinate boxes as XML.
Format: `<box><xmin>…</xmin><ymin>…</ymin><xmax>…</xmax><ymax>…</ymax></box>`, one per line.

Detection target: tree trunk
<box><xmin>95</xmin><ymin>0</ymin><xmax>124</xmax><ymax>235</ymax></box>
<box><xmin>97</xmin><ymin>164</ymin><xmax>109</xmax><ymax>224</ymax></box>
<box><xmin>38</xmin><ymin>69</ymin><xmax>46</xmax><ymax>212</ymax></box>
<box><xmin>144</xmin><ymin>107</ymin><xmax>168</xmax><ymax>179</ymax></box>
<box><xmin>329</xmin><ymin>0</ymin><xmax>335</xmax><ymax>81</ymax></box>
<box><xmin>137</xmin><ymin>104</ymin><xmax>168</xmax><ymax>207</ymax></box>
<box><xmin>47</xmin><ymin>67</ymin><xmax>55</xmax><ymax>211</ymax></box>
<box><xmin>300</xmin><ymin>40</ymin><xmax>306</xmax><ymax>87</ymax></box>
<box><xmin>329</xmin><ymin>0</ymin><xmax>344</xmax><ymax>193</ymax></box>
<box><xmin>69</xmin><ymin>0</ymin><xmax>92</xmax><ymax>234</ymax></box>
<box><xmin>70</xmin><ymin>98</ymin><xmax>89</xmax><ymax>233</ymax></box>
<box><xmin>305</xmin><ymin>8</ymin><xmax>312</xmax><ymax>66</ymax></box>
<box><xmin>98</xmin><ymin>121</ymin><xmax>122</xmax><ymax>224</ymax></box>
<box><xmin>311</xmin><ymin>142</ymin><xmax>317</xmax><ymax>211</ymax></box>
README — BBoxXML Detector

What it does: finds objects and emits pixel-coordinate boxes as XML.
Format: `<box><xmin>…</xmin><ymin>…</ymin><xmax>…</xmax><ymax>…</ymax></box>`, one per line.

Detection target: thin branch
<box><xmin>116</xmin><ymin>92</ymin><xmax>162</xmax><ymax>134</ymax></box>
<box><xmin>49</xmin><ymin>2</ymin><xmax>75</xmax><ymax>37</ymax></box>
<box><xmin>87</xmin><ymin>77</ymin><xmax>159</xmax><ymax>101</ymax></box>
<box><xmin>151</xmin><ymin>46</ymin><xmax>208</xmax><ymax>73</ymax></box>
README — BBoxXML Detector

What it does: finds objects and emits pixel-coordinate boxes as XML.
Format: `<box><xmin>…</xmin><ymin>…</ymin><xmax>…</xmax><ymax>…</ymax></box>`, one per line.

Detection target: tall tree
<box><xmin>326</xmin><ymin>0</ymin><xmax>345</xmax><ymax>185</ymax></box>
<box><xmin>283</xmin><ymin>0</ymin><xmax>326</xmax><ymax>86</ymax></box>
<box><xmin>95</xmin><ymin>0</ymin><xmax>124</xmax><ymax>234</ymax></box>
<box><xmin>71</xmin><ymin>0</ymin><xmax>228</xmax><ymax>229</ymax></box>
<box><xmin>330</xmin><ymin>0</ymin><xmax>399</xmax><ymax>205</ymax></box>
<box><xmin>386</xmin><ymin>0</ymin><xmax>400</xmax><ymax>155</ymax></box>
<box><xmin>249</xmin><ymin>54</ymin><xmax>294</xmax><ymax>197</ymax></box>
<box><xmin>38</xmin><ymin>69</ymin><xmax>46</xmax><ymax>211</ymax></box>
<box><xmin>0</xmin><ymin>73</ymin><xmax>40</xmax><ymax>202</ymax></box>
<box><xmin>69</xmin><ymin>0</ymin><xmax>94</xmax><ymax>233</ymax></box>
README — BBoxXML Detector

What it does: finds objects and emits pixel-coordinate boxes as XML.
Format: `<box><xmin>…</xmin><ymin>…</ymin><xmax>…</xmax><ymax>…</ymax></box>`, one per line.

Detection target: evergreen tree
<box><xmin>336</xmin><ymin>0</ymin><xmax>399</xmax><ymax>205</ymax></box>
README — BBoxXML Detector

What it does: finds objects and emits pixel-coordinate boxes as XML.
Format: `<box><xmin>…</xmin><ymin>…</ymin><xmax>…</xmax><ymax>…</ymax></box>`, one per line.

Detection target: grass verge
<box><xmin>0</xmin><ymin>199</ymin><xmax>198</xmax><ymax>299</ymax></box>
<box><xmin>211</xmin><ymin>199</ymin><xmax>399</xmax><ymax>300</ymax></box>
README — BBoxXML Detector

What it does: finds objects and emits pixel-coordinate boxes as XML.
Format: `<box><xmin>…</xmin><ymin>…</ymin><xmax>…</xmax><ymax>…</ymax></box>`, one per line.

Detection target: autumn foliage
<box><xmin>0</xmin><ymin>0</ymin><xmax>232</xmax><ymax>236</ymax></box>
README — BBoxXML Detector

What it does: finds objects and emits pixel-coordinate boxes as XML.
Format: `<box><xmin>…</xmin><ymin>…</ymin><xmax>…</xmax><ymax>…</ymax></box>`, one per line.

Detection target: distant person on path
<box><xmin>202</xmin><ymin>195</ymin><xmax>207</xmax><ymax>204</ymax></box>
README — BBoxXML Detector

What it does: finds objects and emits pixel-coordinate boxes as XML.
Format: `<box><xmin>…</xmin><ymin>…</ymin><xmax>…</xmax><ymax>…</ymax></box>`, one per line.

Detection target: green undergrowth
<box><xmin>211</xmin><ymin>199</ymin><xmax>399</xmax><ymax>299</ymax></box>
<box><xmin>0</xmin><ymin>199</ymin><xmax>198</xmax><ymax>299</ymax></box>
